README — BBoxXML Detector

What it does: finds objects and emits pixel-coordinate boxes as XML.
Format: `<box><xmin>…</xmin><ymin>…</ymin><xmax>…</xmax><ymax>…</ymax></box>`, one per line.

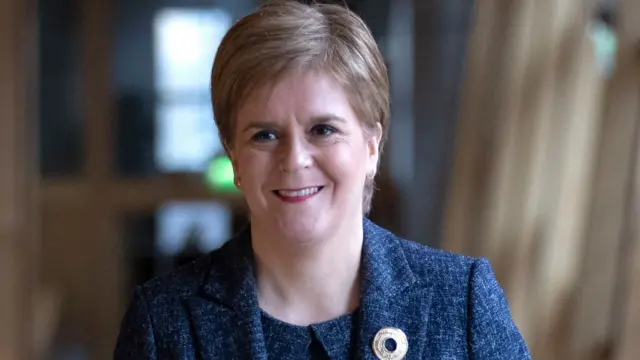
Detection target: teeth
<box><xmin>278</xmin><ymin>187</ymin><xmax>320</xmax><ymax>198</ymax></box>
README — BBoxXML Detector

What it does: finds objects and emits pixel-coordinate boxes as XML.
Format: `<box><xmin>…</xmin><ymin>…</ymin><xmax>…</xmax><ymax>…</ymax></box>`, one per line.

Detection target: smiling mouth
<box><xmin>273</xmin><ymin>186</ymin><xmax>324</xmax><ymax>202</ymax></box>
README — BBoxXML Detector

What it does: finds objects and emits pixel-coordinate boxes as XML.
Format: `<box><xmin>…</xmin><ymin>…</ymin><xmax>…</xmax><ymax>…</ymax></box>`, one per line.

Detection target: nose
<box><xmin>278</xmin><ymin>134</ymin><xmax>313</xmax><ymax>173</ymax></box>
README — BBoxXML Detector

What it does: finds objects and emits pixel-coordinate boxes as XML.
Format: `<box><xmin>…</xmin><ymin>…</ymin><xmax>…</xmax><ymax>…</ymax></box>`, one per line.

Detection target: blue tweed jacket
<box><xmin>114</xmin><ymin>219</ymin><xmax>530</xmax><ymax>359</ymax></box>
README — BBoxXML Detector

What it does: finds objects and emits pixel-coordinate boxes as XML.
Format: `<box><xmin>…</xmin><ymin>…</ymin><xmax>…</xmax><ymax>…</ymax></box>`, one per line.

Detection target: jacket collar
<box><xmin>190</xmin><ymin>218</ymin><xmax>432</xmax><ymax>359</ymax></box>
<box><xmin>200</xmin><ymin>218</ymin><xmax>418</xmax><ymax>303</ymax></box>
<box><xmin>200</xmin><ymin>224</ymin><xmax>255</xmax><ymax>308</ymax></box>
<box><xmin>360</xmin><ymin>217</ymin><xmax>418</xmax><ymax>297</ymax></box>
<box><xmin>356</xmin><ymin>219</ymin><xmax>431</xmax><ymax>359</ymax></box>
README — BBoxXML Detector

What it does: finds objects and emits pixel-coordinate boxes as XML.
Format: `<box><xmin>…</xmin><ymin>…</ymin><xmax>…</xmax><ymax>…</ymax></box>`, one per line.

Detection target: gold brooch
<box><xmin>372</xmin><ymin>327</ymin><xmax>408</xmax><ymax>360</ymax></box>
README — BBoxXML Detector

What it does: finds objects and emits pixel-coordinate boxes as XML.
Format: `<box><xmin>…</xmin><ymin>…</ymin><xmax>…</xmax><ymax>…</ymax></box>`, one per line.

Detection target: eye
<box><xmin>311</xmin><ymin>124</ymin><xmax>338</xmax><ymax>137</ymax></box>
<box><xmin>251</xmin><ymin>130</ymin><xmax>277</xmax><ymax>142</ymax></box>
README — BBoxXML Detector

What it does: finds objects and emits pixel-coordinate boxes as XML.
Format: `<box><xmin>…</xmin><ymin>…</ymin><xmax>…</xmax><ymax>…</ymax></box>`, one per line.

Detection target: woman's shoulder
<box><xmin>390</xmin><ymin>234</ymin><xmax>508</xmax><ymax>309</ymax></box>
<box><xmin>401</xmin><ymin>236</ymin><xmax>475</xmax><ymax>265</ymax></box>
<box><xmin>137</xmin><ymin>230</ymin><xmax>251</xmax><ymax>299</ymax></box>
<box><xmin>384</xmin><ymin>233</ymin><xmax>530</xmax><ymax>358</ymax></box>
<box><xmin>135</xmin><ymin>253</ymin><xmax>214</xmax><ymax>303</ymax></box>
<box><xmin>390</xmin><ymin>233</ymin><xmax>481</xmax><ymax>288</ymax></box>
<box><xmin>365</xmin><ymin>219</ymin><xmax>482</xmax><ymax>288</ymax></box>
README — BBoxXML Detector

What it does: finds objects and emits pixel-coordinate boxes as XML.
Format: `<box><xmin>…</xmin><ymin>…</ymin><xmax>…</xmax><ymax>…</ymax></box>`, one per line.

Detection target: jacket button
<box><xmin>372</xmin><ymin>327</ymin><xmax>408</xmax><ymax>359</ymax></box>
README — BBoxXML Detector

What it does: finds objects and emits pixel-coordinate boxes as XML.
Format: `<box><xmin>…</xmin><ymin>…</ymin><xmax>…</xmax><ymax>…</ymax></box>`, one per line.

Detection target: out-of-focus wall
<box><xmin>0</xmin><ymin>0</ymin><xmax>39</xmax><ymax>359</ymax></box>
<box><xmin>442</xmin><ymin>0</ymin><xmax>640</xmax><ymax>358</ymax></box>
<box><xmin>409</xmin><ymin>0</ymin><xmax>474</xmax><ymax>246</ymax></box>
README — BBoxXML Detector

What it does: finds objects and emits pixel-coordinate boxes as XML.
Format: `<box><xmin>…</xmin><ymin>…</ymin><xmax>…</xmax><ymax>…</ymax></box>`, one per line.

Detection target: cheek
<box><xmin>233</xmin><ymin>149</ymin><xmax>253</xmax><ymax>175</ymax></box>
<box><xmin>322</xmin><ymin>143</ymin><xmax>369</xmax><ymax>184</ymax></box>
<box><xmin>235</xmin><ymin>149</ymin><xmax>274</xmax><ymax>186</ymax></box>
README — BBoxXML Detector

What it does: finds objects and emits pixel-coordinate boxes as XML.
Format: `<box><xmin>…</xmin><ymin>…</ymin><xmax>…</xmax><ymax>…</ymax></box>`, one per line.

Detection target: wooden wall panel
<box><xmin>442</xmin><ymin>0</ymin><xmax>514</xmax><ymax>258</ymax></box>
<box><xmin>617</xmin><ymin>136</ymin><xmax>640</xmax><ymax>360</ymax></box>
<box><xmin>570</xmin><ymin>0</ymin><xmax>640</xmax><ymax>358</ymax></box>
<box><xmin>0</xmin><ymin>0</ymin><xmax>37</xmax><ymax>358</ymax></box>
<box><xmin>612</xmin><ymin>1</ymin><xmax>640</xmax><ymax>358</ymax></box>
<box><xmin>442</xmin><ymin>0</ymin><xmax>613</xmax><ymax>358</ymax></box>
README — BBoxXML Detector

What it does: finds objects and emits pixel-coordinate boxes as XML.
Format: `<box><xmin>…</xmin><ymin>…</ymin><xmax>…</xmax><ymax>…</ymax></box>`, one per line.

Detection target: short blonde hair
<box><xmin>211</xmin><ymin>0</ymin><xmax>389</xmax><ymax>214</ymax></box>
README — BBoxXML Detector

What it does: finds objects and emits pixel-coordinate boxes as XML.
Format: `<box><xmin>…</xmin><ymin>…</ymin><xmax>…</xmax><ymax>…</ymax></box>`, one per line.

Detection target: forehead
<box><xmin>236</xmin><ymin>71</ymin><xmax>358</xmax><ymax>124</ymax></box>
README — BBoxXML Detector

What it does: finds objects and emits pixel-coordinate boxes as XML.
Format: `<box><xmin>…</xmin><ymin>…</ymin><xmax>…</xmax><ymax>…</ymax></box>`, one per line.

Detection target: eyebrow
<box><xmin>241</xmin><ymin>121</ymin><xmax>280</xmax><ymax>134</ymax></box>
<box><xmin>310</xmin><ymin>114</ymin><xmax>347</xmax><ymax>124</ymax></box>
<box><xmin>240</xmin><ymin>114</ymin><xmax>346</xmax><ymax>133</ymax></box>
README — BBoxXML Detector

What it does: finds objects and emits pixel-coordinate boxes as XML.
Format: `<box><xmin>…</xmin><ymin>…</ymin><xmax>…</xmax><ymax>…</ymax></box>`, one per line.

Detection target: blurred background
<box><xmin>1</xmin><ymin>0</ymin><xmax>638</xmax><ymax>359</ymax></box>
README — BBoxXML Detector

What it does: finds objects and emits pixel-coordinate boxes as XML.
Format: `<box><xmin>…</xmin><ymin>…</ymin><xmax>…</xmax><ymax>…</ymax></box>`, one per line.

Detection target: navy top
<box><xmin>114</xmin><ymin>218</ymin><xmax>531</xmax><ymax>359</ymax></box>
<box><xmin>261</xmin><ymin>309</ymin><xmax>357</xmax><ymax>359</ymax></box>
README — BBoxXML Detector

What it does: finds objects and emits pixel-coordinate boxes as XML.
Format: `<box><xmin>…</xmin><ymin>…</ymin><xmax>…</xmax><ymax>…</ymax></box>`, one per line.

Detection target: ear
<box><xmin>366</xmin><ymin>122</ymin><xmax>383</xmax><ymax>176</ymax></box>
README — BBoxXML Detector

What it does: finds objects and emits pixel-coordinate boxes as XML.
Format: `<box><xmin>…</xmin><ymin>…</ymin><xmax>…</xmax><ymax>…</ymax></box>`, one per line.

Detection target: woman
<box><xmin>114</xmin><ymin>1</ymin><xmax>530</xmax><ymax>359</ymax></box>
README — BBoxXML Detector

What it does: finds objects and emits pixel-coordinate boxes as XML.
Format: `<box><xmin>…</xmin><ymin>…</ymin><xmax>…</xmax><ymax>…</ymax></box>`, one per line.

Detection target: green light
<box><xmin>204</xmin><ymin>156</ymin><xmax>239</xmax><ymax>193</ymax></box>
<box><xmin>589</xmin><ymin>22</ymin><xmax>618</xmax><ymax>76</ymax></box>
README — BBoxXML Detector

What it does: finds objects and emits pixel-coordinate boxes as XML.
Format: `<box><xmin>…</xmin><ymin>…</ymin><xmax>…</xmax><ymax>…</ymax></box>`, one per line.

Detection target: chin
<box><xmin>274</xmin><ymin>215</ymin><xmax>329</xmax><ymax>244</ymax></box>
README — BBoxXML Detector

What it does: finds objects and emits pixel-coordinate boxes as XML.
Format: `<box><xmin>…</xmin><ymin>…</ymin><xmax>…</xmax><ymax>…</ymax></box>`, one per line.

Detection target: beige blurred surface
<box><xmin>443</xmin><ymin>0</ymin><xmax>640</xmax><ymax>358</ymax></box>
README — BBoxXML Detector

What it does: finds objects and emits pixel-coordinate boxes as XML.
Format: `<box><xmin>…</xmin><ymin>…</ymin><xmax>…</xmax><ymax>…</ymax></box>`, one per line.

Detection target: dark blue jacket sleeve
<box><xmin>114</xmin><ymin>288</ymin><xmax>157</xmax><ymax>360</ymax></box>
<box><xmin>468</xmin><ymin>258</ymin><xmax>531</xmax><ymax>359</ymax></box>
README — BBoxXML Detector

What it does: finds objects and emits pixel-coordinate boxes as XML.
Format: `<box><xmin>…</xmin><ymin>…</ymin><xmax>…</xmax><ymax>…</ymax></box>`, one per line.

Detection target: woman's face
<box><xmin>230</xmin><ymin>71</ymin><xmax>381</xmax><ymax>242</ymax></box>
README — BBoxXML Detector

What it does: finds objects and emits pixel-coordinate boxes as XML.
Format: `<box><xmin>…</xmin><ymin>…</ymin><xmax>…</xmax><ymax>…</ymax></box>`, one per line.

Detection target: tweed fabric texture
<box><xmin>261</xmin><ymin>309</ymin><xmax>356</xmax><ymax>359</ymax></box>
<box><xmin>114</xmin><ymin>218</ymin><xmax>531</xmax><ymax>359</ymax></box>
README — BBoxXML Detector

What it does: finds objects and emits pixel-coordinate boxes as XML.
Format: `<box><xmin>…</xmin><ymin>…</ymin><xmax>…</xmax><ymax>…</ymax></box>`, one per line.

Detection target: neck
<box><xmin>251</xmin><ymin>216</ymin><xmax>363</xmax><ymax>326</ymax></box>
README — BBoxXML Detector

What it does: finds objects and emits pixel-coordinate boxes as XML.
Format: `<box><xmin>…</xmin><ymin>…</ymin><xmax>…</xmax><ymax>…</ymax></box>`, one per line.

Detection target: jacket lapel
<box><xmin>185</xmin><ymin>219</ymin><xmax>432</xmax><ymax>360</ymax></box>
<box><xmin>185</xmin><ymin>227</ymin><xmax>268</xmax><ymax>360</ymax></box>
<box><xmin>356</xmin><ymin>219</ymin><xmax>433</xmax><ymax>360</ymax></box>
